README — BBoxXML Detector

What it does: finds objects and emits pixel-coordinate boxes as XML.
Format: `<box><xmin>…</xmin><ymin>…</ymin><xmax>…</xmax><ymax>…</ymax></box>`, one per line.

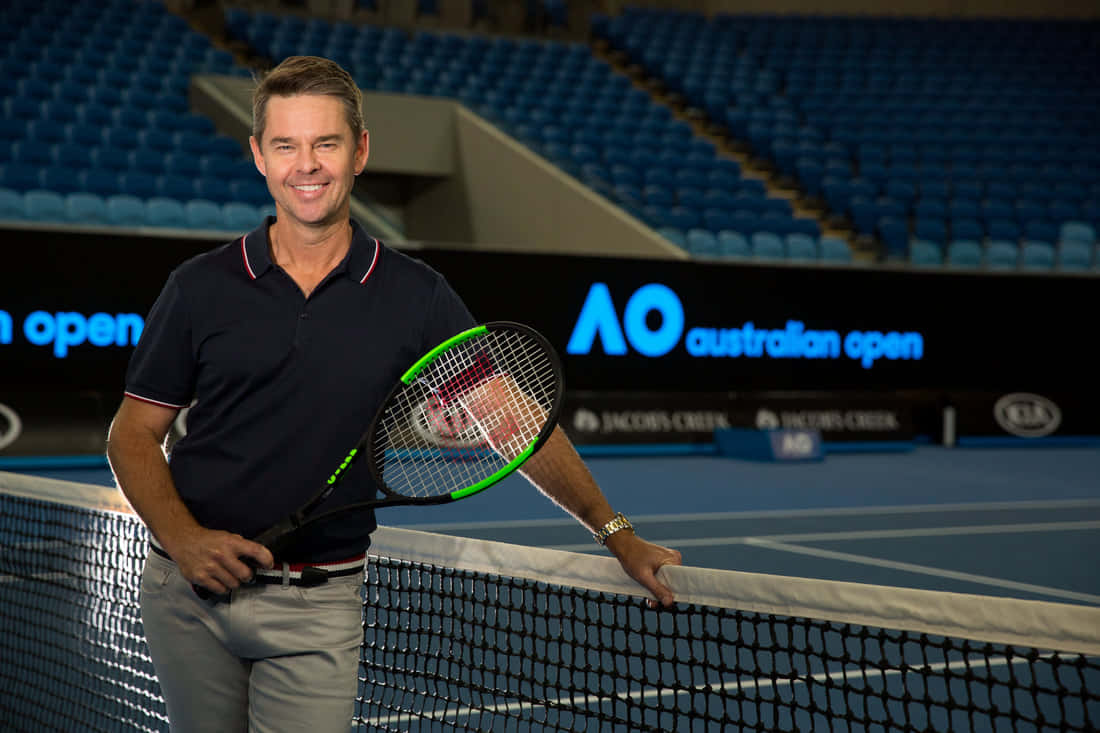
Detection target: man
<box><xmin>107</xmin><ymin>56</ymin><xmax>681</xmax><ymax>732</ymax></box>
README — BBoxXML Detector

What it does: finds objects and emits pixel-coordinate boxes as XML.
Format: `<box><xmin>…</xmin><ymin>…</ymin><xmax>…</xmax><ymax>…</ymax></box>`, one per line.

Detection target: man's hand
<box><xmin>163</xmin><ymin>527</ymin><xmax>275</xmax><ymax>596</ymax></box>
<box><xmin>604</xmin><ymin>531</ymin><xmax>682</xmax><ymax>608</ymax></box>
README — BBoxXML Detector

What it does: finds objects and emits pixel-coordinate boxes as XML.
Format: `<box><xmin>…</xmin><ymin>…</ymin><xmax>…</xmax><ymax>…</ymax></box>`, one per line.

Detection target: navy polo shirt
<box><xmin>125</xmin><ymin>218</ymin><xmax>475</xmax><ymax>561</ymax></box>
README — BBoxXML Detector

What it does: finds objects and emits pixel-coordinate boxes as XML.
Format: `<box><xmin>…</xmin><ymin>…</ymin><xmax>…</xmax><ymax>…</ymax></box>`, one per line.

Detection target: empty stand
<box><xmin>0</xmin><ymin>0</ymin><xmax>259</xmax><ymax>232</ymax></box>
<box><xmin>595</xmin><ymin>10</ymin><xmax>1100</xmax><ymax>272</ymax></box>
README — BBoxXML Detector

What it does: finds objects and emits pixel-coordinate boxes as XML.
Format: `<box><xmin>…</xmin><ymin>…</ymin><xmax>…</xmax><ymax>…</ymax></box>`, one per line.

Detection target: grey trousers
<box><xmin>139</xmin><ymin>549</ymin><xmax>362</xmax><ymax>733</ymax></box>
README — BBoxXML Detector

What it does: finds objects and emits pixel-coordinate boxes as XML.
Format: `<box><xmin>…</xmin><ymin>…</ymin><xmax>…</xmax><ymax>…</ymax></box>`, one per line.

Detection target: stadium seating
<box><xmin>3</xmin><ymin>0</ymin><xmax>1097</xmax><ymax>277</ymax></box>
<box><xmin>594</xmin><ymin>10</ymin><xmax>1100</xmax><ymax>273</ymax></box>
<box><xmin>0</xmin><ymin>0</ymin><xmax>257</xmax><ymax>232</ymax></box>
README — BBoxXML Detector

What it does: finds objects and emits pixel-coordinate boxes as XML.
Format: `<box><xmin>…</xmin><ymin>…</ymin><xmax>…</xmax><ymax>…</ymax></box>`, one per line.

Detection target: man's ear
<box><xmin>249</xmin><ymin>136</ymin><xmax>266</xmax><ymax>177</ymax></box>
<box><xmin>354</xmin><ymin>130</ymin><xmax>370</xmax><ymax>175</ymax></box>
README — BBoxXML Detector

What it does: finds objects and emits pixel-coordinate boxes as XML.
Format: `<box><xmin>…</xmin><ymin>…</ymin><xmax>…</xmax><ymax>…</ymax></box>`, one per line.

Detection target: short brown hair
<box><xmin>252</xmin><ymin>56</ymin><xmax>364</xmax><ymax>143</ymax></box>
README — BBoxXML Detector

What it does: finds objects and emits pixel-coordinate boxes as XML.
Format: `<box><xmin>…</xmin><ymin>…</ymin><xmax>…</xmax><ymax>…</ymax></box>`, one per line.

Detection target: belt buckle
<box><xmin>299</xmin><ymin>566</ymin><xmax>330</xmax><ymax>587</ymax></box>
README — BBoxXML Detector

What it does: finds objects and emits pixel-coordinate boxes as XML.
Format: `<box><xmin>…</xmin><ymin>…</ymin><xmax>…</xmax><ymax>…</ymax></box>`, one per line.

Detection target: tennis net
<box><xmin>1</xmin><ymin>471</ymin><xmax>1098</xmax><ymax>732</ymax></box>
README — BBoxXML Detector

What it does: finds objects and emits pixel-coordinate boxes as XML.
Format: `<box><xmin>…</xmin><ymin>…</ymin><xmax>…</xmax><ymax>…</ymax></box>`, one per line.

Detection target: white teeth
<box><xmin>293</xmin><ymin>184</ymin><xmax>323</xmax><ymax>191</ymax></box>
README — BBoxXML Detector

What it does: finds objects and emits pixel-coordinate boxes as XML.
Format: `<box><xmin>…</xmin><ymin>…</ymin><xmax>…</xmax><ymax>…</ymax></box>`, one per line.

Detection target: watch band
<box><xmin>593</xmin><ymin>512</ymin><xmax>633</xmax><ymax>545</ymax></box>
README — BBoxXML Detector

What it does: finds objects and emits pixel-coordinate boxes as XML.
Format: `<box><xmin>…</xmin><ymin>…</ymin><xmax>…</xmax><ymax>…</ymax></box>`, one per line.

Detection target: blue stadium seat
<box><xmin>750</xmin><ymin>232</ymin><xmax>785</xmax><ymax>260</ymax></box>
<box><xmin>10</xmin><ymin>141</ymin><xmax>53</xmax><ymax>166</ymax></box>
<box><xmin>164</xmin><ymin>152</ymin><xmax>204</xmax><ymax>178</ymax></box>
<box><xmin>157</xmin><ymin>176</ymin><xmax>198</xmax><ymax>201</ymax></box>
<box><xmin>913</xmin><ymin>218</ymin><xmax>948</xmax><ymax>246</ymax></box>
<box><xmin>877</xmin><ymin>217</ymin><xmax>910</xmax><ymax>257</ymax></box>
<box><xmin>129</xmin><ymin>149</ymin><xmax>165</xmax><ymax>175</ymax></box>
<box><xmin>717</xmin><ymin>230</ymin><xmax>750</xmax><ymax>257</ymax></box>
<box><xmin>92</xmin><ymin>147</ymin><xmax>131</xmax><ymax>173</ymax></box>
<box><xmin>946</xmin><ymin>240</ymin><xmax>983</xmax><ymax>268</ymax></box>
<box><xmin>118</xmin><ymin>172</ymin><xmax>159</xmax><ymax>199</ymax></box>
<box><xmin>103</xmin><ymin>126</ymin><xmax>139</xmax><ymax>150</ymax></box>
<box><xmin>987</xmin><ymin>219</ymin><xmax>1021</xmax><ymax>242</ymax></box>
<box><xmin>1023</xmin><ymin>219</ymin><xmax>1058</xmax><ymax>243</ymax></box>
<box><xmin>656</xmin><ymin>227</ymin><xmax>687</xmax><ymax>249</ymax></box>
<box><xmin>950</xmin><ymin>219</ymin><xmax>984</xmax><ymax>242</ymax></box>
<box><xmin>985</xmin><ymin>240</ymin><xmax>1019</xmax><ymax>270</ymax></box>
<box><xmin>1020</xmin><ymin>241</ymin><xmax>1055</xmax><ymax>270</ymax></box>
<box><xmin>909</xmin><ymin>239</ymin><xmax>943</xmax><ymax>267</ymax></box>
<box><xmin>222</xmin><ymin>202</ymin><xmax>261</xmax><ymax>231</ymax></box>
<box><xmin>0</xmin><ymin>188</ymin><xmax>24</xmax><ymax>220</ymax></box>
<box><xmin>39</xmin><ymin>167</ymin><xmax>87</xmax><ymax>195</ymax></box>
<box><xmin>145</xmin><ymin>198</ymin><xmax>188</xmax><ymax>228</ymax></box>
<box><xmin>785</xmin><ymin>234</ymin><xmax>817</xmax><ymax>261</ymax></box>
<box><xmin>106</xmin><ymin>195</ymin><xmax>147</xmax><ymax>227</ymax></box>
<box><xmin>1060</xmin><ymin>221</ymin><xmax>1096</xmax><ymax>245</ymax></box>
<box><xmin>185</xmin><ymin>199</ymin><xmax>225</xmax><ymax>230</ymax></box>
<box><xmin>23</xmin><ymin>190</ymin><xmax>66</xmax><ymax>222</ymax></box>
<box><xmin>819</xmin><ymin>236</ymin><xmax>853</xmax><ymax>264</ymax></box>
<box><xmin>65</xmin><ymin>193</ymin><xmax>110</xmax><ymax>226</ymax></box>
<box><xmin>1057</xmin><ymin>241</ymin><xmax>1093</xmax><ymax>271</ymax></box>
<box><xmin>686</xmin><ymin>228</ymin><xmax>718</xmax><ymax>256</ymax></box>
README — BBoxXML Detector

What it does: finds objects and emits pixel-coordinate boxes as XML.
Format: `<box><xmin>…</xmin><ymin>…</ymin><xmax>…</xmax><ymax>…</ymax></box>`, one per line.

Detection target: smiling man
<box><xmin>107</xmin><ymin>56</ymin><xmax>680</xmax><ymax>732</ymax></box>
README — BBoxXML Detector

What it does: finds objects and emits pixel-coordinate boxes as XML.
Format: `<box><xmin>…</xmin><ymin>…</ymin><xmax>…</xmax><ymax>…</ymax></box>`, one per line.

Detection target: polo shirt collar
<box><xmin>240</xmin><ymin>217</ymin><xmax>382</xmax><ymax>285</ymax></box>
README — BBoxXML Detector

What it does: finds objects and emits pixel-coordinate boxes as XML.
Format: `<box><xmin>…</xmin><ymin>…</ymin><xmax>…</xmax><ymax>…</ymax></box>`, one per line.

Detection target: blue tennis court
<box><xmin>368</xmin><ymin>444</ymin><xmax>1100</xmax><ymax>605</ymax></box>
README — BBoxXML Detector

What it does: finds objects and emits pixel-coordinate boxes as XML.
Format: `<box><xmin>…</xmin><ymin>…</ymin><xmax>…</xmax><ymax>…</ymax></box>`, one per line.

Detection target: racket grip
<box><xmin>192</xmin><ymin>556</ymin><xmax>262</xmax><ymax>601</ymax></box>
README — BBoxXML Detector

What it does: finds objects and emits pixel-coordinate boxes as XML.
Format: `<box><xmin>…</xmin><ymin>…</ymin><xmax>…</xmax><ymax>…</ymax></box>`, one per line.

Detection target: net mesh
<box><xmin>2</xmin><ymin>472</ymin><xmax>1098</xmax><ymax>732</ymax></box>
<box><xmin>376</xmin><ymin>326</ymin><xmax>559</xmax><ymax>499</ymax></box>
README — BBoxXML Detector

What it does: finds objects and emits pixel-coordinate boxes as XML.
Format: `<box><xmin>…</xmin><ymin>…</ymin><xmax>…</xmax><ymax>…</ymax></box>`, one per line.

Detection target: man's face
<box><xmin>249</xmin><ymin>94</ymin><xmax>369</xmax><ymax>229</ymax></box>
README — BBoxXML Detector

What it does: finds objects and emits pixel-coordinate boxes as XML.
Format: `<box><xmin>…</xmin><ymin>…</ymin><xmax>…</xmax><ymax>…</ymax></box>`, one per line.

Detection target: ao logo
<box><xmin>566</xmin><ymin>283</ymin><xmax>684</xmax><ymax>357</ymax></box>
<box><xmin>781</xmin><ymin>431</ymin><xmax>815</xmax><ymax>455</ymax></box>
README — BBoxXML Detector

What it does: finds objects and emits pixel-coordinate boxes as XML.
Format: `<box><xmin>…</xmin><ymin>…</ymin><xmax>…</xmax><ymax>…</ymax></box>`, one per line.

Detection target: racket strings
<box><xmin>374</xmin><ymin>328</ymin><xmax>558</xmax><ymax>499</ymax></box>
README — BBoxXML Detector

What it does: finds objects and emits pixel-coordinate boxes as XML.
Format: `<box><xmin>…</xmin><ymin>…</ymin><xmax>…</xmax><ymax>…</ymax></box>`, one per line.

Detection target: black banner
<box><xmin>562</xmin><ymin>391</ymin><xmax>914</xmax><ymax>445</ymax></box>
<box><xmin>0</xmin><ymin>391</ymin><xmax>110</xmax><ymax>457</ymax></box>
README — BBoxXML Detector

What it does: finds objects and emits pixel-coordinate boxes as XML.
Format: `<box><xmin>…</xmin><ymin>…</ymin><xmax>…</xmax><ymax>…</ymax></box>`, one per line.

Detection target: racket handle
<box><xmin>192</xmin><ymin>556</ymin><xmax>261</xmax><ymax>601</ymax></box>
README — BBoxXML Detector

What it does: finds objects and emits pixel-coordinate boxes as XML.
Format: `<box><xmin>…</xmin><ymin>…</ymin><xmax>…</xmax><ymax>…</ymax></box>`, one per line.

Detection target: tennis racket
<box><xmin>194</xmin><ymin>321</ymin><xmax>563</xmax><ymax>598</ymax></box>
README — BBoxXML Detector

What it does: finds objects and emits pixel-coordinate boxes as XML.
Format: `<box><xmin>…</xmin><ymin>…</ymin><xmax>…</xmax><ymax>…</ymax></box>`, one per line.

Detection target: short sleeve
<box><xmin>124</xmin><ymin>271</ymin><xmax>196</xmax><ymax>408</ymax></box>
<box><xmin>420</xmin><ymin>274</ymin><xmax>477</xmax><ymax>353</ymax></box>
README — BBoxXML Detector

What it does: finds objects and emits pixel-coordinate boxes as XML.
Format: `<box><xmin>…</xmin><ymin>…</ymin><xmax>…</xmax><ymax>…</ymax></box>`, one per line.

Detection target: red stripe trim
<box><xmin>283</xmin><ymin>554</ymin><xmax>365</xmax><ymax>572</ymax></box>
<box><xmin>124</xmin><ymin>392</ymin><xmax>188</xmax><ymax>409</ymax></box>
<box><xmin>240</xmin><ymin>235</ymin><xmax>257</xmax><ymax>280</ymax></box>
<box><xmin>360</xmin><ymin>238</ymin><xmax>380</xmax><ymax>284</ymax></box>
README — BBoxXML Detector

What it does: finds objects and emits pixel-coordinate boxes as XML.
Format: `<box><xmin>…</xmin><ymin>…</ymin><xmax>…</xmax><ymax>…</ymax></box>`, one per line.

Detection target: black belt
<box><xmin>149</xmin><ymin>544</ymin><xmax>364</xmax><ymax>588</ymax></box>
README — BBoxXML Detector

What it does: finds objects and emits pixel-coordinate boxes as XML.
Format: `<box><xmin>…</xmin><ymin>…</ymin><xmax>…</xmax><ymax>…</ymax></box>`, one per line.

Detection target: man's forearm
<box><xmin>106</xmin><ymin>426</ymin><xmax>202</xmax><ymax>556</ymax></box>
<box><xmin>518</xmin><ymin>426</ymin><xmax>619</xmax><ymax>533</ymax></box>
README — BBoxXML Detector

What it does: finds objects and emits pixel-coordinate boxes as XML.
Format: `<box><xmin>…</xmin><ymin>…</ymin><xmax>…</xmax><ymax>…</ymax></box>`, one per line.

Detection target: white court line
<box><xmin>400</xmin><ymin>498</ymin><xmax>1100</xmax><ymax>532</ymax></box>
<box><xmin>745</xmin><ymin>539</ymin><xmax>1100</xmax><ymax>605</ymax></box>
<box><xmin>540</xmin><ymin>519</ymin><xmax>1100</xmax><ymax>553</ymax></box>
<box><xmin>696</xmin><ymin>519</ymin><xmax>1100</xmax><ymax>544</ymax></box>
<box><xmin>363</xmin><ymin>653</ymin><xmax>1037</xmax><ymax>728</ymax></box>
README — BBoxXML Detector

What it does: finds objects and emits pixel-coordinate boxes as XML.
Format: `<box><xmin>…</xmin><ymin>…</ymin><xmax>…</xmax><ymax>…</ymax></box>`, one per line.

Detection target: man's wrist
<box><xmin>593</xmin><ymin>512</ymin><xmax>633</xmax><ymax>545</ymax></box>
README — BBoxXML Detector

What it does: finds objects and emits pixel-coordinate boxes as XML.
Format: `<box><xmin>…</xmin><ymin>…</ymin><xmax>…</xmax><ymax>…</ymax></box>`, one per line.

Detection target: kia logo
<box><xmin>993</xmin><ymin>393</ymin><xmax>1061</xmax><ymax>438</ymax></box>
